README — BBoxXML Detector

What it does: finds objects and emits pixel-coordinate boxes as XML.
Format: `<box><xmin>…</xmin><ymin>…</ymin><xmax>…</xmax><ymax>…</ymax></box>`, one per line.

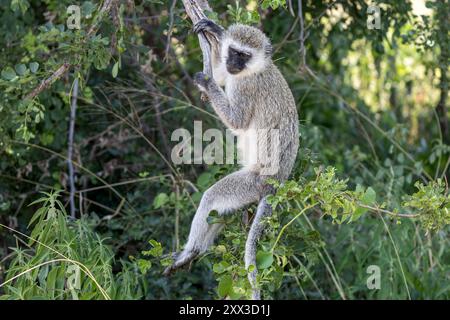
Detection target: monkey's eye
<box><xmin>229</xmin><ymin>47</ymin><xmax>251</xmax><ymax>59</ymax></box>
<box><xmin>229</xmin><ymin>48</ymin><xmax>239</xmax><ymax>56</ymax></box>
<box><xmin>239</xmin><ymin>51</ymin><xmax>251</xmax><ymax>58</ymax></box>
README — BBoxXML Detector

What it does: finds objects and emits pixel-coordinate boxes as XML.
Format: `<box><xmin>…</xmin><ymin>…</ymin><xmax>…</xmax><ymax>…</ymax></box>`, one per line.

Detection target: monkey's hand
<box><xmin>193</xmin><ymin>72</ymin><xmax>212</xmax><ymax>95</ymax></box>
<box><xmin>163</xmin><ymin>248</ymin><xmax>200</xmax><ymax>276</ymax></box>
<box><xmin>193</xmin><ymin>18</ymin><xmax>224</xmax><ymax>39</ymax></box>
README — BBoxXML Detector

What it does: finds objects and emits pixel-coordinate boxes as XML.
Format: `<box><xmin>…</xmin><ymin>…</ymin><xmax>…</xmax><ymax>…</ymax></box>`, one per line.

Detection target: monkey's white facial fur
<box><xmin>221</xmin><ymin>39</ymin><xmax>269</xmax><ymax>78</ymax></box>
<box><xmin>220</xmin><ymin>24</ymin><xmax>272</xmax><ymax>78</ymax></box>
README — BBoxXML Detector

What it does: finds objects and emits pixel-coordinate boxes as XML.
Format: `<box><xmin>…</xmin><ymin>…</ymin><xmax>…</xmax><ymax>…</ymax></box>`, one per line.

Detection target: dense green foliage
<box><xmin>0</xmin><ymin>0</ymin><xmax>449</xmax><ymax>299</ymax></box>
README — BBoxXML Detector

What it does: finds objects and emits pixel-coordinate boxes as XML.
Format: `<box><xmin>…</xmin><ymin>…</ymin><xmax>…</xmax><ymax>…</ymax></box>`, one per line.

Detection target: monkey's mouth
<box><xmin>226</xmin><ymin>63</ymin><xmax>244</xmax><ymax>75</ymax></box>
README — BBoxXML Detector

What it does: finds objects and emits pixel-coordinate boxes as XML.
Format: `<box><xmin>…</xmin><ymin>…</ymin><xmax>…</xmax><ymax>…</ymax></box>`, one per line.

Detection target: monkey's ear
<box><xmin>265</xmin><ymin>43</ymin><xmax>273</xmax><ymax>57</ymax></box>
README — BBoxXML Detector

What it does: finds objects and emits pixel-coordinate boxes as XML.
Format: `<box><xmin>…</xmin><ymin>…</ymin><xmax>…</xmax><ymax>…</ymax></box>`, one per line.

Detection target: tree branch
<box><xmin>24</xmin><ymin>0</ymin><xmax>117</xmax><ymax>100</ymax></box>
<box><xmin>24</xmin><ymin>63</ymin><xmax>71</xmax><ymax>100</ymax></box>
<box><xmin>181</xmin><ymin>0</ymin><xmax>218</xmax><ymax>77</ymax></box>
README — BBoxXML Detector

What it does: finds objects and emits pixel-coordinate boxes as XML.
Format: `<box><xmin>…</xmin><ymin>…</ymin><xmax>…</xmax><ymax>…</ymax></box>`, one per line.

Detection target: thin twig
<box><xmin>359</xmin><ymin>204</ymin><xmax>419</xmax><ymax>218</ymax></box>
<box><xmin>287</xmin><ymin>0</ymin><xmax>295</xmax><ymax>16</ymax></box>
<box><xmin>139</xmin><ymin>72</ymin><xmax>172</xmax><ymax>158</ymax></box>
<box><xmin>164</xmin><ymin>0</ymin><xmax>178</xmax><ymax>62</ymax></box>
<box><xmin>296</xmin><ymin>0</ymin><xmax>319</xmax><ymax>80</ymax></box>
<box><xmin>298</xmin><ymin>0</ymin><xmax>306</xmax><ymax>67</ymax></box>
<box><xmin>68</xmin><ymin>75</ymin><xmax>79</xmax><ymax>218</ymax></box>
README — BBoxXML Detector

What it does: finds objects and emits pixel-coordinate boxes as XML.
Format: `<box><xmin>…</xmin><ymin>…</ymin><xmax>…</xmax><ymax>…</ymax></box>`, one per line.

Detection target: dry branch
<box><xmin>24</xmin><ymin>63</ymin><xmax>71</xmax><ymax>100</ymax></box>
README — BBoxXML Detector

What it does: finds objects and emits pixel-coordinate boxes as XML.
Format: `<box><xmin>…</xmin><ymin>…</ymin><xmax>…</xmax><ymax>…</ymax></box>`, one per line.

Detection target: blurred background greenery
<box><xmin>0</xmin><ymin>0</ymin><xmax>448</xmax><ymax>299</ymax></box>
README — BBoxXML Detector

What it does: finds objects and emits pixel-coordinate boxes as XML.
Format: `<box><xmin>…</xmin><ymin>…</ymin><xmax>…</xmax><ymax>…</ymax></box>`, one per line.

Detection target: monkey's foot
<box><xmin>163</xmin><ymin>249</ymin><xmax>200</xmax><ymax>276</ymax></box>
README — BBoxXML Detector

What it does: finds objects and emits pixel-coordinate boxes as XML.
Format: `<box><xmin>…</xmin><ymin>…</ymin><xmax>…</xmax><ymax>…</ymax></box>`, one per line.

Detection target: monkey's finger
<box><xmin>193</xmin><ymin>18</ymin><xmax>211</xmax><ymax>34</ymax></box>
<box><xmin>193</xmin><ymin>72</ymin><xmax>208</xmax><ymax>85</ymax></box>
<box><xmin>193</xmin><ymin>71</ymin><xmax>206</xmax><ymax>80</ymax></box>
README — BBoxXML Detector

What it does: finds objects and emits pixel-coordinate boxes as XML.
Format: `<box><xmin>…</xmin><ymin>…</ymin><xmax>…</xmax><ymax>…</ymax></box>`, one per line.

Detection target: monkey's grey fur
<box><xmin>164</xmin><ymin>19</ymin><xmax>299</xmax><ymax>300</ymax></box>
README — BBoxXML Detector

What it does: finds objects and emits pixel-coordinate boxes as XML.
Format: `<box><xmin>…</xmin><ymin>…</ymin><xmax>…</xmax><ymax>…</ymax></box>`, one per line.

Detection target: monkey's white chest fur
<box><xmin>233</xmin><ymin>127</ymin><xmax>259</xmax><ymax>169</ymax></box>
<box><xmin>225</xmin><ymin>79</ymin><xmax>259</xmax><ymax>170</ymax></box>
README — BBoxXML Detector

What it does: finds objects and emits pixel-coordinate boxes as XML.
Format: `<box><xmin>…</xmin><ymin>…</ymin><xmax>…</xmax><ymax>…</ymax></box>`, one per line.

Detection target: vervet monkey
<box><xmin>164</xmin><ymin>19</ymin><xmax>299</xmax><ymax>300</ymax></box>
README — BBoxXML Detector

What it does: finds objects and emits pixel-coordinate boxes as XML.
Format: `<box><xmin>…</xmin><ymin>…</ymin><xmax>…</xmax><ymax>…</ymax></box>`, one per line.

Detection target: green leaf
<box><xmin>153</xmin><ymin>193</ymin><xmax>169</xmax><ymax>209</ymax></box>
<box><xmin>1</xmin><ymin>67</ymin><xmax>17</xmax><ymax>80</ymax></box>
<box><xmin>197</xmin><ymin>172</ymin><xmax>213</xmax><ymax>188</ymax></box>
<box><xmin>15</xmin><ymin>64</ymin><xmax>27</xmax><ymax>76</ymax></box>
<box><xmin>81</xmin><ymin>1</ymin><xmax>96</xmax><ymax>18</ymax></box>
<box><xmin>361</xmin><ymin>187</ymin><xmax>376</xmax><ymax>205</ymax></box>
<box><xmin>112</xmin><ymin>61</ymin><xmax>119</xmax><ymax>78</ymax></box>
<box><xmin>353</xmin><ymin>187</ymin><xmax>377</xmax><ymax>221</ymax></box>
<box><xmin>137</xmin><ymin>259</ymin><xmax>152</xmax><ymax>274</ymax></box>
<box><xmin>352</xmin><ymin>206</ymin><xmax>367</xmax><ymax>221</ymax></box>
<box><xmin>142</xmin><ymin>239</ymin><xmax>163</xmax><ymax>257</ymax></box>
<box><xmin>92</xmin><ymin>46</ymin><xmax>111</xmax><ymax>70</ymax></box>
<box><xmin>29</xmin><ymin>62</ymin><xmax>39</xmax><ymax>73</ymax></box>
<box><xmin>40</xmin><ymin>132</ymin><xmax>54</xmax><ymax>146</ymax></box>
<box><xmin>46</xmin><ymin>267</ymin><xmax>59</xmax><ymax>299</ymax></box>
<box><xmin>217</xmin><ymin>275</ymin><xmax>232</xmax><ymax>298</ymax></box>
<box><xmin>213</xmin><ymin>261</ymin><xmax>230</xmax><ymax>274</ymax></box>
<box><xmin>10</xmin><ymin>0</ymin><xmax>29</xmax><ymax>14</ymax></box>
<box><xmin>256</xmin><ymin>251</ymin><xmax>273</xmax><ymax>269</ymax></box>
<box><xmin>160</xmin><ymin>256</ymin><xmax>173</xmax><ymax>267</ymax></box>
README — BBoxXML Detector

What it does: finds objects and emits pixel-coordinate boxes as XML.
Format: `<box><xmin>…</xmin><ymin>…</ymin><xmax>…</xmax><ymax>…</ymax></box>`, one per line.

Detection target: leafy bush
<box><xmin>0</xmin><ymin>191</ymin><xmax>144</xmax><ymax>300</ymax></box>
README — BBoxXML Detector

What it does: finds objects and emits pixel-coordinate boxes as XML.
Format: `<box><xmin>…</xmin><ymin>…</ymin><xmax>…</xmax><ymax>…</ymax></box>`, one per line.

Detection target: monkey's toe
<box><xmin>162</xmin><ymin>249</ymin><xmax>200</xmax><ymax>276</ymax></box>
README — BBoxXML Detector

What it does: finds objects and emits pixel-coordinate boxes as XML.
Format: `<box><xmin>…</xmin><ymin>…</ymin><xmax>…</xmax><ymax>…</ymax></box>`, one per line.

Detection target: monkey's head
<box><xmin>222</xmin><ymin>24</ymin><xmax>273</xmax><ymax>77</ymax></box>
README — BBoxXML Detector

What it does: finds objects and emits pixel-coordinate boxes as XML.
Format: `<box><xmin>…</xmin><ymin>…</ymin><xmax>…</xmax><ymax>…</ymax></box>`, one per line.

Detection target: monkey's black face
<box><xmin>226</xmin><ymin>46</ymin><xmax>252</xmax><ymax>74</ymax></box>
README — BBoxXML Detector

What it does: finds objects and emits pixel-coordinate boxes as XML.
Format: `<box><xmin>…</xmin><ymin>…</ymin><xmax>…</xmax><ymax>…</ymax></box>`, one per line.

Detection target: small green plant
<box><xmin>403</xmin><ymin>180</ymin><xmax>450</xmax><ymax>232</ymax></box>
<box><xmin>0</xmin><ymin>191</ymin><xmax>144</xmax><ymax>300</ymax></box>
<box><xmin>227</xmin><ymin>1</ymin><xmax>260</xmax><ymax>24</ymax></box>
<box><xmin>260</xmin><ymin>0</ymin><xmax>286</xmax><ymax>10</ymax></box>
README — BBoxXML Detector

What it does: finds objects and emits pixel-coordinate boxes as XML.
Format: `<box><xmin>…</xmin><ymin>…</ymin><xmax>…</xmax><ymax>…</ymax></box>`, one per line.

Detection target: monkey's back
<box><xmin>229</xmin><ymin>62</ymin><xmax>299</xmax><ymax>182</ymax></box>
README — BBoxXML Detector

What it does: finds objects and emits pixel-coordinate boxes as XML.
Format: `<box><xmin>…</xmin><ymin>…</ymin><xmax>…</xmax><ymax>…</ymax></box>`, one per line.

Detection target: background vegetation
<box><xmin>0</xmin><ymin>0</ymin><xmax>448</xmax><ymax>299</ymax></box>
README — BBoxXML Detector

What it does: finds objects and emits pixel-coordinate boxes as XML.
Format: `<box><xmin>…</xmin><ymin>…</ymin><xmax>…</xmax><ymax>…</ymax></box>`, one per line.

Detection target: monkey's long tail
<box><xmin>244</xmin><ymin>196</ymin><xmax>272</xmax><ymax>300</ymax></box>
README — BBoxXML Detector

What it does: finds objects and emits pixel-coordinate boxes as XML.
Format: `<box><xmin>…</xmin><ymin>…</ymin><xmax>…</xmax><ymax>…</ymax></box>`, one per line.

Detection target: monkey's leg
<box><xmin>164</xmin><ymin>170</ymin><xmax>263</xmax><ymax>275</ymax></box>
<box><xmin>245</xmin><ymin>196</ymin><xmax>272</xmax><ymax>300</ymax></box>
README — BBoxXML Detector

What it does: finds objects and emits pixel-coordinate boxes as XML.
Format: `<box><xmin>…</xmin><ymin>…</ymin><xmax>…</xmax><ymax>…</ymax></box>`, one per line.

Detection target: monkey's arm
<box><xmin>194</xmin><ymin>72</ymin><xmax>252</xmax><ymax>130</ymax></box>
